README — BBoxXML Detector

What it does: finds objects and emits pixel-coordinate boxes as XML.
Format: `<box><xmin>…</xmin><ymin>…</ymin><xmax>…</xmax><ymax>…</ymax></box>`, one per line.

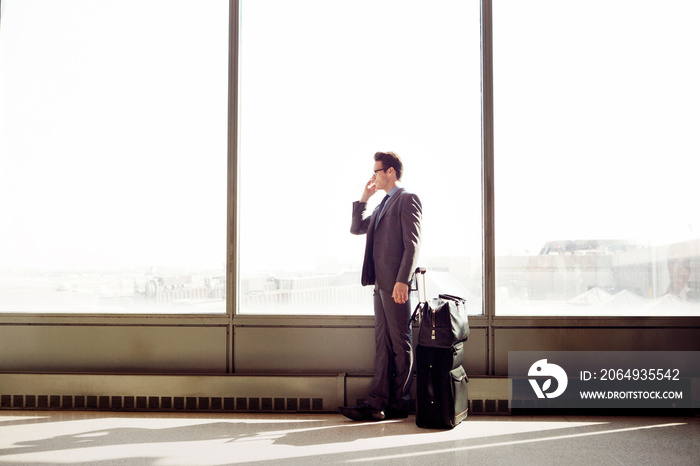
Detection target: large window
<box><xmin>0</xmin><ymin>0</ymin><xmax>229</xmax><ymax>313</ymax></box>
<box><xmin>238</xmin><ymin>0</ymin><xmax>482</xmax><ymax>315</ymax></box>
<box><xmin>494</xmin><ymin>0</ymin><xmax>700</xmax><ymax>316</ymax></box>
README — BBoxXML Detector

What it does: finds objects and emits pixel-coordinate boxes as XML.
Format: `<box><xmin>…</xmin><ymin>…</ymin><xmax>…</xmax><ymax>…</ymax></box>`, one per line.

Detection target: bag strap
<box><xmin>411</xmin><ymin>303</ymin><xmax>422</xmax><ymax>324</ymax></box>
<box><xmin>410</xmin><ymin>268</ymin><xmax>428</xmax><ymax>325</ymax></box>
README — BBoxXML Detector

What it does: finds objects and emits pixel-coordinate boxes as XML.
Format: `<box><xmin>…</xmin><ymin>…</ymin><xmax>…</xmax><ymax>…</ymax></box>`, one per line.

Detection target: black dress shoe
<box><xmin>338</xmin><ymin>404</ymin><xmax>385</xmax><ymax>421</ymax></box>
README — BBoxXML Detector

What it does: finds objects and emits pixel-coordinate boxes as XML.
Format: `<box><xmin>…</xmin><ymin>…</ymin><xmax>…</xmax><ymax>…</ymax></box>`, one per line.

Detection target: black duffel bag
<box><xmin>411</xmin><ymin>268</ymin><xmax>469</xmax><ymax>348</ymax></box>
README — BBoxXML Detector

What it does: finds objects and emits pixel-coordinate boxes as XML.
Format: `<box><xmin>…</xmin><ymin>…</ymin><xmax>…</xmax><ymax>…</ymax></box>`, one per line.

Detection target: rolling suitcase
<box><xmin>412</xmin><ymin>268</ymin><xmax>469</xmax><ymax>429</ymax></box>
<box><xmin>415</xmin><ymin>343</ymin><xmax>469</xmax><ymax>428</ymax></box>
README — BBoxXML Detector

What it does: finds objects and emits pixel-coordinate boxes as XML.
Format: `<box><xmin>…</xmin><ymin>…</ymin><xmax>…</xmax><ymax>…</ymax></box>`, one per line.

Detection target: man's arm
<box><xmin>351</xmin><ymin>178</ymin><xmax>378</xmax><ymax>235</ymax></box>
<box><xmin>393</xmin><ymin>193</ymin><xmax>422</xmax><ymax>303</ymax></box>
<box><xmin>351</xmin><ymin>201</ymin><xmax>371</xmax><ymax>235</ymax></box>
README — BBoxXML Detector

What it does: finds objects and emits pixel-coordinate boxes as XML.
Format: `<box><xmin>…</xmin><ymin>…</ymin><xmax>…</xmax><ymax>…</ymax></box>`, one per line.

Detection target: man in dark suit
<box><xmin>339</xmin><ymin>151</ymin><xmax>422</xmax><ymax>421</ymax></box>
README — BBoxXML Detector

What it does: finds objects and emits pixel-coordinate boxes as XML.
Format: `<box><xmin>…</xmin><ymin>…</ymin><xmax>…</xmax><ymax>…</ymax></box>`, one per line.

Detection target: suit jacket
<box><xmin>351</xmin><ymin>188</ymin><xmax>422</xmax><ymax>292</ymax></box>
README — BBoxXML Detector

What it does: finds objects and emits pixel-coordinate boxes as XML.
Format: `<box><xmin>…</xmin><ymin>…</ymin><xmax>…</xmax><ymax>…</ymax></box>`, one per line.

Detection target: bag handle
<box><xmin>412</xmin><ymin>267</ymin><xmax>427</xmax><ymax>303</ymax></box>
<box><xmin>439</xmin><ymin>293</ymin><xmax>466</xmax><ymax>303</ymax></box>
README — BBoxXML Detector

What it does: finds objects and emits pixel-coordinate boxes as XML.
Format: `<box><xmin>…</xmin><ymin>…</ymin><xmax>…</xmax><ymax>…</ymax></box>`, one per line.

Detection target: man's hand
<box><xmin>360</xmin><ymin>177</ymin><xmax>378</xmax><ymax>203</ymax></box>
<box><xmin>392</xmin><ymin>282</ymin><xmax>409</xmax><ymax>304</ymax></box>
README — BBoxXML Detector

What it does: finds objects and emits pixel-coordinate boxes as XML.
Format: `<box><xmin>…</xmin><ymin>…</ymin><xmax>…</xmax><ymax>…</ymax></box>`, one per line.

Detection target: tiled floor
<box><xmin>0</xmin><ymin>411</ymin><xmax>698</xmax><ymax>465</ymax></box>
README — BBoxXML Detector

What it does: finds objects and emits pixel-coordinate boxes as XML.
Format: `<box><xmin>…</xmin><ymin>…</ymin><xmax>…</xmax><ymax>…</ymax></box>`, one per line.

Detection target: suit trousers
<box><xmin>364</xmin><ymin>286</ymin><xmax>414</xmax><ymax>412</ymax></box>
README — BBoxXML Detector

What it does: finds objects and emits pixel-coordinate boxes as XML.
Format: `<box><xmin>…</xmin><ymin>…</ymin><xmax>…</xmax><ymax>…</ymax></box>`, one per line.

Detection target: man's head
<box><xmin>373</xmin><ymin>151</ymin><xmax>403</xmax><ymax>181</ymax></box>
<box><xmin>372</xmin><ymin>151</ymin><xmax>402</xmax><ymax>193</ymax></box>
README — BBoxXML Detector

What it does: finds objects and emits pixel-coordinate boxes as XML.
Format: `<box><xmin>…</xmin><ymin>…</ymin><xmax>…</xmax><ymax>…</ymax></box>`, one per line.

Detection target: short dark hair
<box><xmin>374</xmin><ymin>151</ymin><xmax>403</xmax><ymax>181</ymax></box>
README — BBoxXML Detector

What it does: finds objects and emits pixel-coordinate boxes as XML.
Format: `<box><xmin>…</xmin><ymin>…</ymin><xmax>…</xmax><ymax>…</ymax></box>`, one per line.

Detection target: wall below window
<box><xmin>1</xmin><ymin>315</ymin><xmax>699</xmax><ymax>415</ymax></box>
<box><xmin>0</xmin><ymin>323</ymin><xmax>228</xmax><ymax>373</ymax></box>
<box><xmin>3</xmin><ymin>316</ymin><xmax>698</xmax><ymax>377</ymax></box>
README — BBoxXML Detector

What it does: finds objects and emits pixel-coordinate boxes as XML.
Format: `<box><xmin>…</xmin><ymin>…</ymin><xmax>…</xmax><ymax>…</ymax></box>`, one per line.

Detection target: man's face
<box><xmin>373</xmin><ymin>161</ymin><xmax>389</xmax><ymax>191</ymax></box>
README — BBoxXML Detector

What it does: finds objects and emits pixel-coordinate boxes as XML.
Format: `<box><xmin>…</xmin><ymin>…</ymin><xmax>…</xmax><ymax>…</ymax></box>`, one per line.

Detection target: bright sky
<box><xmin>1</xmin><ymin>0</ymin><xmax>698</xmax><ymax>276</ymax></box>
<box><xmin>237</xmin><ymin>0</ymin><xmax>481</xmax><ymax>274</ymax></box>
<box><xmin>0</xmin><ymin>0</ymin><xmax>228</xmax><ymax>270</ymax></box>
<box><xmin>494</xmin><ymin>0</ymin><xmax>700</xmax><ymax>253</ymax></box>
